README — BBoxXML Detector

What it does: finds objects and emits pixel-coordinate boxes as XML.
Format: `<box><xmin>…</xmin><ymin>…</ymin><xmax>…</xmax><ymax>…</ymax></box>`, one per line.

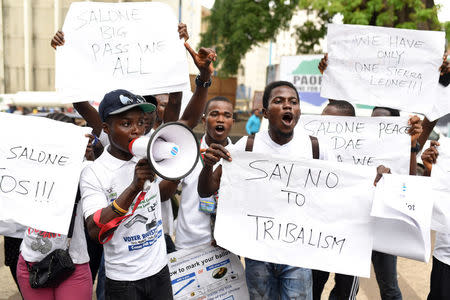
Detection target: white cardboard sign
<box><xmin>371</xmin><ymin>174</ymin><xmax>433</xmax><ymax>262</ymax></box>
<box><xmin>0</xmin><ymin>113</ymin><xmax>90</xmax><ymax>234</ymax></box>
<box><xmin>216</xmin><ymin>151</ymin><xmax>376</xmax><ymax>278</ymax></box>
<box><xmin>300</xmin><ymin>115</ymin><xmax>411</xmax><ymax>174</ymax></box>
<box><xmin>321</xmin><ymin>24</ymin><xmax>445</xmax><ymax>115</ymax></box>
<box><xmin>168</xmin><ymin>244</ymin><xmax>249</xmax><ymax>300</ymax></box>
<box><xmin>56</xmin><ymin>2</ymin><xmax>189</xmax><ymax>102</ymax></box>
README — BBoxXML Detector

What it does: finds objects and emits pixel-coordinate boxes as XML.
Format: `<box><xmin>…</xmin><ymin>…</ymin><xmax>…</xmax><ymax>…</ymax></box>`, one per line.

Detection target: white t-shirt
<box><xmin>80</xmin><ymin>150</ymin><xmax>167</xmax><ymax>281</ymax></box>
<box><xmin>232</xmin><ymin>129</ymin><xmax>332</xmax><ymax>160</ymax></box>
<box><xmin>20</xmin><ymin>202</ymin><xmax>89</xmax><ymax>264</ymax></box>
<box><xmin>99</xmin><ymin>129</ymin><xmax>175</xmax><ymax>237</ymax></box>
<box><xmin>175</xmin><ymin>135</ymin><xmax>233</xmax><ymax>250</ymax></box>
<box><xmin>433</xmin><ymin>233</ymin><xmax>450</xmax><ymax>266</ymax></box>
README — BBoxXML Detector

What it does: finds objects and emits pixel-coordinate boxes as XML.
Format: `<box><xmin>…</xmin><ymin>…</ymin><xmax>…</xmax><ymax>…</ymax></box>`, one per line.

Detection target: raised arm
<box><xmin>178</xmin><ymin>44</ymin><xmax>217</xmax><ymax>129</ymax></box>
<box><xmin>408</xmin><ymin>115</ymin><xmax>422</xmax><ymax>175</ymax></box>
<box><xmin>197</xmin><ymin>144</ymin><xmax>231</xmax><ymax>197</ymax></box>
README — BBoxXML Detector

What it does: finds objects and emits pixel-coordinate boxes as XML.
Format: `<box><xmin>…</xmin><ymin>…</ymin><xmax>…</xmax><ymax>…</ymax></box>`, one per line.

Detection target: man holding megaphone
<box><xmin>80</xmin><ymin>43</ymin><xmax>216</xmax><ymax>300</ymax></box>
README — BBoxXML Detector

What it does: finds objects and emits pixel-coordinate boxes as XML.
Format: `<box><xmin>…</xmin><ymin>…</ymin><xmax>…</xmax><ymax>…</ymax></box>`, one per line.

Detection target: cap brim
<box><xmin>109</xmin><ymin>103</ymin><xmax>156</xmax><ymax>116</ymax></box>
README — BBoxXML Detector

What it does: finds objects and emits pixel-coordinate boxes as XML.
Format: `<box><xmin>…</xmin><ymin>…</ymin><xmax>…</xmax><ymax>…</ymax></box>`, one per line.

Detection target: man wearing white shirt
<box><xmin>197</xmin><ymin>81</ymin><xmax>333</xmax><ymax>300</ymax></box>
<box><xmin>160</xmin><ymin>96</ymin><xmax>234</xmax><ymax>250</ymax></box>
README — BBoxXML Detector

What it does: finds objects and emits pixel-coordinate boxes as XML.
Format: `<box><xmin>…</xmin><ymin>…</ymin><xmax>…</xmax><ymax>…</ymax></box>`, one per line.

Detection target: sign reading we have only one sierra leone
<box><xmin>55</xmin><ymin>2</ymin><xmax>189</xmax><ymax>102</ymax></box>
<box><xmin>215</xmin><ymin>151</ymin><xmax>376</xmax><ymax>277</ymax></box>
<box><xmin>321</xmin><ymin>24</ymin><xmax>445</xmax><ymax>115</ymax></box>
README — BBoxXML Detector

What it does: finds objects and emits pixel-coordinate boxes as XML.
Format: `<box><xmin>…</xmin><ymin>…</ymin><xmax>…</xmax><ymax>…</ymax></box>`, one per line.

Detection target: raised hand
<box><xmin>184</xmin><ymin>43</ymin><xmax>217</xmax><ymax>80</ymax></box>
<box><xmin>408</xmin><ymin>115</ymin><xmax>422</xmax><ymax>147</ymax></box>
<box><xmin>374</xmin><ymin>165</ymin><xmax>391</xmax><ymax>186</ymax></box>
<box><xmin>318</xmin><ymin>53</ymin><xmax>328</xmax><ymax>75</ymax></box>
<box><xmin>421</xmin><ymin>140</ymin><xmax>440</xmax><ymax>174</ymax></box>
<box><xmin>51</xmin><ymin>30</ymin><xmax>65</xmax><ymax>49</ymax></box>
<box><xmin>178</xmin><ymin>23</ymin><xmax>189</xmax><ymax>41</ymax></box>
<box><xmin>202</xmin><ymin>144</ymin><xmax>231</xmax><ymax>168</ymax></box>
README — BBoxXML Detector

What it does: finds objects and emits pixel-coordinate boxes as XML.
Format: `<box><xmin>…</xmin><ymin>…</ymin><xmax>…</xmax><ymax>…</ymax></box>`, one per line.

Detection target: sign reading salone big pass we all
<box><xmin>56</xmin><ymin>2</ymin><xmax>189</xmax><ymax>102</ymax></box>
<box><xmin>321</xmin><ymin>24</ymin><xmax>445</xmax><ymax>116</ymax></box>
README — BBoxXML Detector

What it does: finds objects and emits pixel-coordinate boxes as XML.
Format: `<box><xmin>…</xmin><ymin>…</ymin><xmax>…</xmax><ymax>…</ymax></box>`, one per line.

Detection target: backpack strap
<box><xmin>245</xmin><ymin>134</ymin><xmax>255</xmax><ymax>152</ymax></box>
<box><xmin>309</xmin><ymin>135</ymin><xmax>319</xmax><ymax>159</ymax></box>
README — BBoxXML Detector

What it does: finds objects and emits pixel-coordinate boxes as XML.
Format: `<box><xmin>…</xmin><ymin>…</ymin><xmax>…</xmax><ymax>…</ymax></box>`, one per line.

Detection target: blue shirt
<box><xmin>246</xmin><ymin>114</ymin><xmax>261</xmax><ymax>135</ymax></box>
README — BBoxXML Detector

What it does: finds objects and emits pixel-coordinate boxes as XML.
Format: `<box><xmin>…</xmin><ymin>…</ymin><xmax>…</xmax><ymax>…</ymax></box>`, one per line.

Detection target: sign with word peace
<box><xmin>216</xmin><ymin>151</ymin><xmax>376</xmax><ymax>277</ymax></box>
<box><xmin>299</xmin><ymin>115</ymin><xmax>411</xmax><ymax>174</ymax></box>
<box><xmin>0</xmin><ymin>113</ymin><xmax>90</xmax><ymax>234</ymax></box>
<box><xmin>56</xmin><ymin>2</ymin><xmax>189</xmax><ymax>102</ymax></box>
<box><xmin>321</xmin><ymin>24</ymin><xmax>445</xmax><ymax>115</ymax></box>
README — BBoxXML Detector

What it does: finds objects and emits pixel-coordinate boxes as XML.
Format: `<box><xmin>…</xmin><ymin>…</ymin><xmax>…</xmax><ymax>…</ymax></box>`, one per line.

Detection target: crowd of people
<box><xmin>1</xmin><ymin>22</ymin><xmax>450</xmax><ymax>300</ymax></box>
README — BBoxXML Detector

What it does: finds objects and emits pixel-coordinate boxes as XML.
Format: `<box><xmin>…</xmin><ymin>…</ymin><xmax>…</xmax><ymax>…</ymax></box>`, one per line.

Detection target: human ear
<box><xmin>262</xmin><ymin>108</ymin><xmax>268</xmax><ymax>119</ymax></box>
<box><xmin>102</xmin><ymin>122</ymin><xmax>110</xmax><ymax>135</ymax></box>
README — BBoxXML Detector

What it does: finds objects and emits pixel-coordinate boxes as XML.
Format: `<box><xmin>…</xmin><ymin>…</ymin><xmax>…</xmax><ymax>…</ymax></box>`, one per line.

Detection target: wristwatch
<box><xmin>411</xmin><ymin>142</ymin><xmax>421</xmax><ymax>153</ymax></box>
<box><xmin>195</xmin><ymin>75</ymin><xmax>212</xmax><ymax>88</ymax></box>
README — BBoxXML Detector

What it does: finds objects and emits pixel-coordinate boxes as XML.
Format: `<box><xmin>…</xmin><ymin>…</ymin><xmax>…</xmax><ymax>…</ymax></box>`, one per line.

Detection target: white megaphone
<box><xmin>128</xmin><ymin>122</ymin><xmax>200</xmax><ymax>181</ymax></box>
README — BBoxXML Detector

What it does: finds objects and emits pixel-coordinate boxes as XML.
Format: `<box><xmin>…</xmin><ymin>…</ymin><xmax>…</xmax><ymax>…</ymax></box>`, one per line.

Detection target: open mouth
<box><xmin>282</xmin><ymin>113</ymin><xmax>293</xmax><ymax>125</ymax></box>
<box><xmin>215</xmin><ymin>125</ymin><xmax>225</xmax><ymax>134</ymax></box>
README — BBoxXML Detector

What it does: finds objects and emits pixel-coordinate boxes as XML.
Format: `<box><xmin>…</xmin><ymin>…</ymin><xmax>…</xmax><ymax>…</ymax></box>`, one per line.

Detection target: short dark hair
<box><xmin>327</xmin><ymin>100</ymin><xmax>355</xmax><ymax>116</ymax></box>
<box><xmin>373</xmin><ymin>106</ymin><xmax>400</xmax><ymax>116</ymax></box>
<box><xmin>203</xmin><ymin>96</ymin><xmax>233</xmax><ymax>115</ymax></box>
<box><xmin>262</xmin><ymin>81</ymin><xmax>299</xmax><ymax>109</ymax></box>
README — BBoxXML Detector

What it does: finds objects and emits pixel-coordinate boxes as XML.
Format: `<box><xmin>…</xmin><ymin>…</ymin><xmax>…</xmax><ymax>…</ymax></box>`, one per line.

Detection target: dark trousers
<box><xmin>4</xmin><ymin>236</ymin><xmax>22</xmax><ymax>295</ymax></box>
<box><xmin>428</xmin><ymin>256</ymin><xmax>450</xmax><ymax>300</ymax></box>
<box><xmin>165</xmin><ymin>234</ymin><xmax>176</xmax><ymax>254</ymax></box>
<box><xmin>312</xmin><ymin>270</ymin><xmax>359</xmax><ymax>300</ymax></box>
<box><xmin>105</xmin><ymin>265</ymin><xmax>173</xmax><ymax>300</ymax></box>
<box><xmin>372</xmin><ymin>251</ymin><xmax>402</xmax><ymax>300</ymax></box>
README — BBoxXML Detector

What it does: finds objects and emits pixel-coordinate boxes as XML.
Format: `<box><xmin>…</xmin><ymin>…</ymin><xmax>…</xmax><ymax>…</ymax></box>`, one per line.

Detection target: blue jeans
<box><xmin>372</xmin><ymin>251</ymin><xmax>402</xmax><ymax>300</ymax></box>
<box><xmin>245</xmin><ymin>258</ymin><xmax>313</xmax><ymax>300</ymax></box>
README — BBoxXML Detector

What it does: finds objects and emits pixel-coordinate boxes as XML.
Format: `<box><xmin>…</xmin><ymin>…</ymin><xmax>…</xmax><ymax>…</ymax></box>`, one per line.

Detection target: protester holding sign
<box><xmin>17</xmin><ymin>113</ymin><xmax>94</xmax><ymax>300</ymax></box>
<box><xmin>312</xmin><ymin>100</ymin><xmax>360</xmax><ymax>300</ymax></box>
<box><xmin>419</xmin><ymin>140</ymin><xmax>450</xmax><ymax>300</ymax></box>
<box><xmin>198</xmin><ymin>81</ymin><xmax>336</xmax><ymax>299</ymax></box>
<box><xmin>80</xmin><ymin>41</ymin><xmax>216</xmax><ymax>299</ymax></box>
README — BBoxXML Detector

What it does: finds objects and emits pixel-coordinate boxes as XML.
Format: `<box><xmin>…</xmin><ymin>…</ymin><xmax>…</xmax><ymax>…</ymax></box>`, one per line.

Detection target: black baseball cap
<box><xmin>99</xmin><ymin>89</ymin><xmax>156</xmax><ymax>122</ymax></box>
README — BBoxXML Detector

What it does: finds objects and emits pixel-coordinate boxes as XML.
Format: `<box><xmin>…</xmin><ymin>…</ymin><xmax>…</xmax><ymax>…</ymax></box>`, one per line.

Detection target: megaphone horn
<box><xmin>129</xmin><ymin>122</ymin><xmax>200</xmax><ymax>181</ymax></box>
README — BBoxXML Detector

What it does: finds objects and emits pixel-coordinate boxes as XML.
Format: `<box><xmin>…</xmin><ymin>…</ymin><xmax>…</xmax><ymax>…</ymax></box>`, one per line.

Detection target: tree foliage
<box><xmin>200</xmin><ymin>0</ymin><xmax>299</xmax><ymax>76</ymax></box>
<box><xmin>201</xmin><ymin>0</ymin><xmax>446</xmax><ymax>77</ymax></box>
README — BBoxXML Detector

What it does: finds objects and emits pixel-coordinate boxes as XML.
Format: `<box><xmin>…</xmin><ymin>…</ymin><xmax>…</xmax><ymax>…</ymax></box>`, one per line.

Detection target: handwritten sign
<box><xmin>299</xmin><ymin>115</ymin><xmax>411</xmax><ymax>174</ymax></box>
<box><xmin>321</xmin><ymin>24</ymin><xmax>445</xmax><ymax>114</ymax></box>
<box><xmin>371</xmin><ymin>174</ymin><xmax>433</xmax><ymax>262</ymax></box>
<box><xmin>56</xmin><ymin>2</ymin><xmax>189</xmax><ymax>102</ymax></box>
<box><xmin>431</xmin><ymin>137</ymin><xmax>450</xmax><ymax>233</ymax></box>
<box><xmin>0</xmin><ymin>113</ymin><xmax>90</xmax><ymax>234</ymax></box>
<box><xmin>426</xmin><ymin>81</ymin><xmax>450</xmax><ymax>121</ymax></box>
<box><xmin>216</xmin><ymin>151</ymin><xmax>376</xmax><ymax>278</ymax></box>
<box><xmin>168</xmin><ymin>244</ymin><xmax>249</xmax><ymax>300</ymax></box>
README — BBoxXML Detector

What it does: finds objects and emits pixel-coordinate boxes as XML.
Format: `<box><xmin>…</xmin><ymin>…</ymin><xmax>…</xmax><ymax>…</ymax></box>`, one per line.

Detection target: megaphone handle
<box><xmin>143</xmin><ymin>180</ymin><xmax>152</xmax><ymax>192</ymax></box>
